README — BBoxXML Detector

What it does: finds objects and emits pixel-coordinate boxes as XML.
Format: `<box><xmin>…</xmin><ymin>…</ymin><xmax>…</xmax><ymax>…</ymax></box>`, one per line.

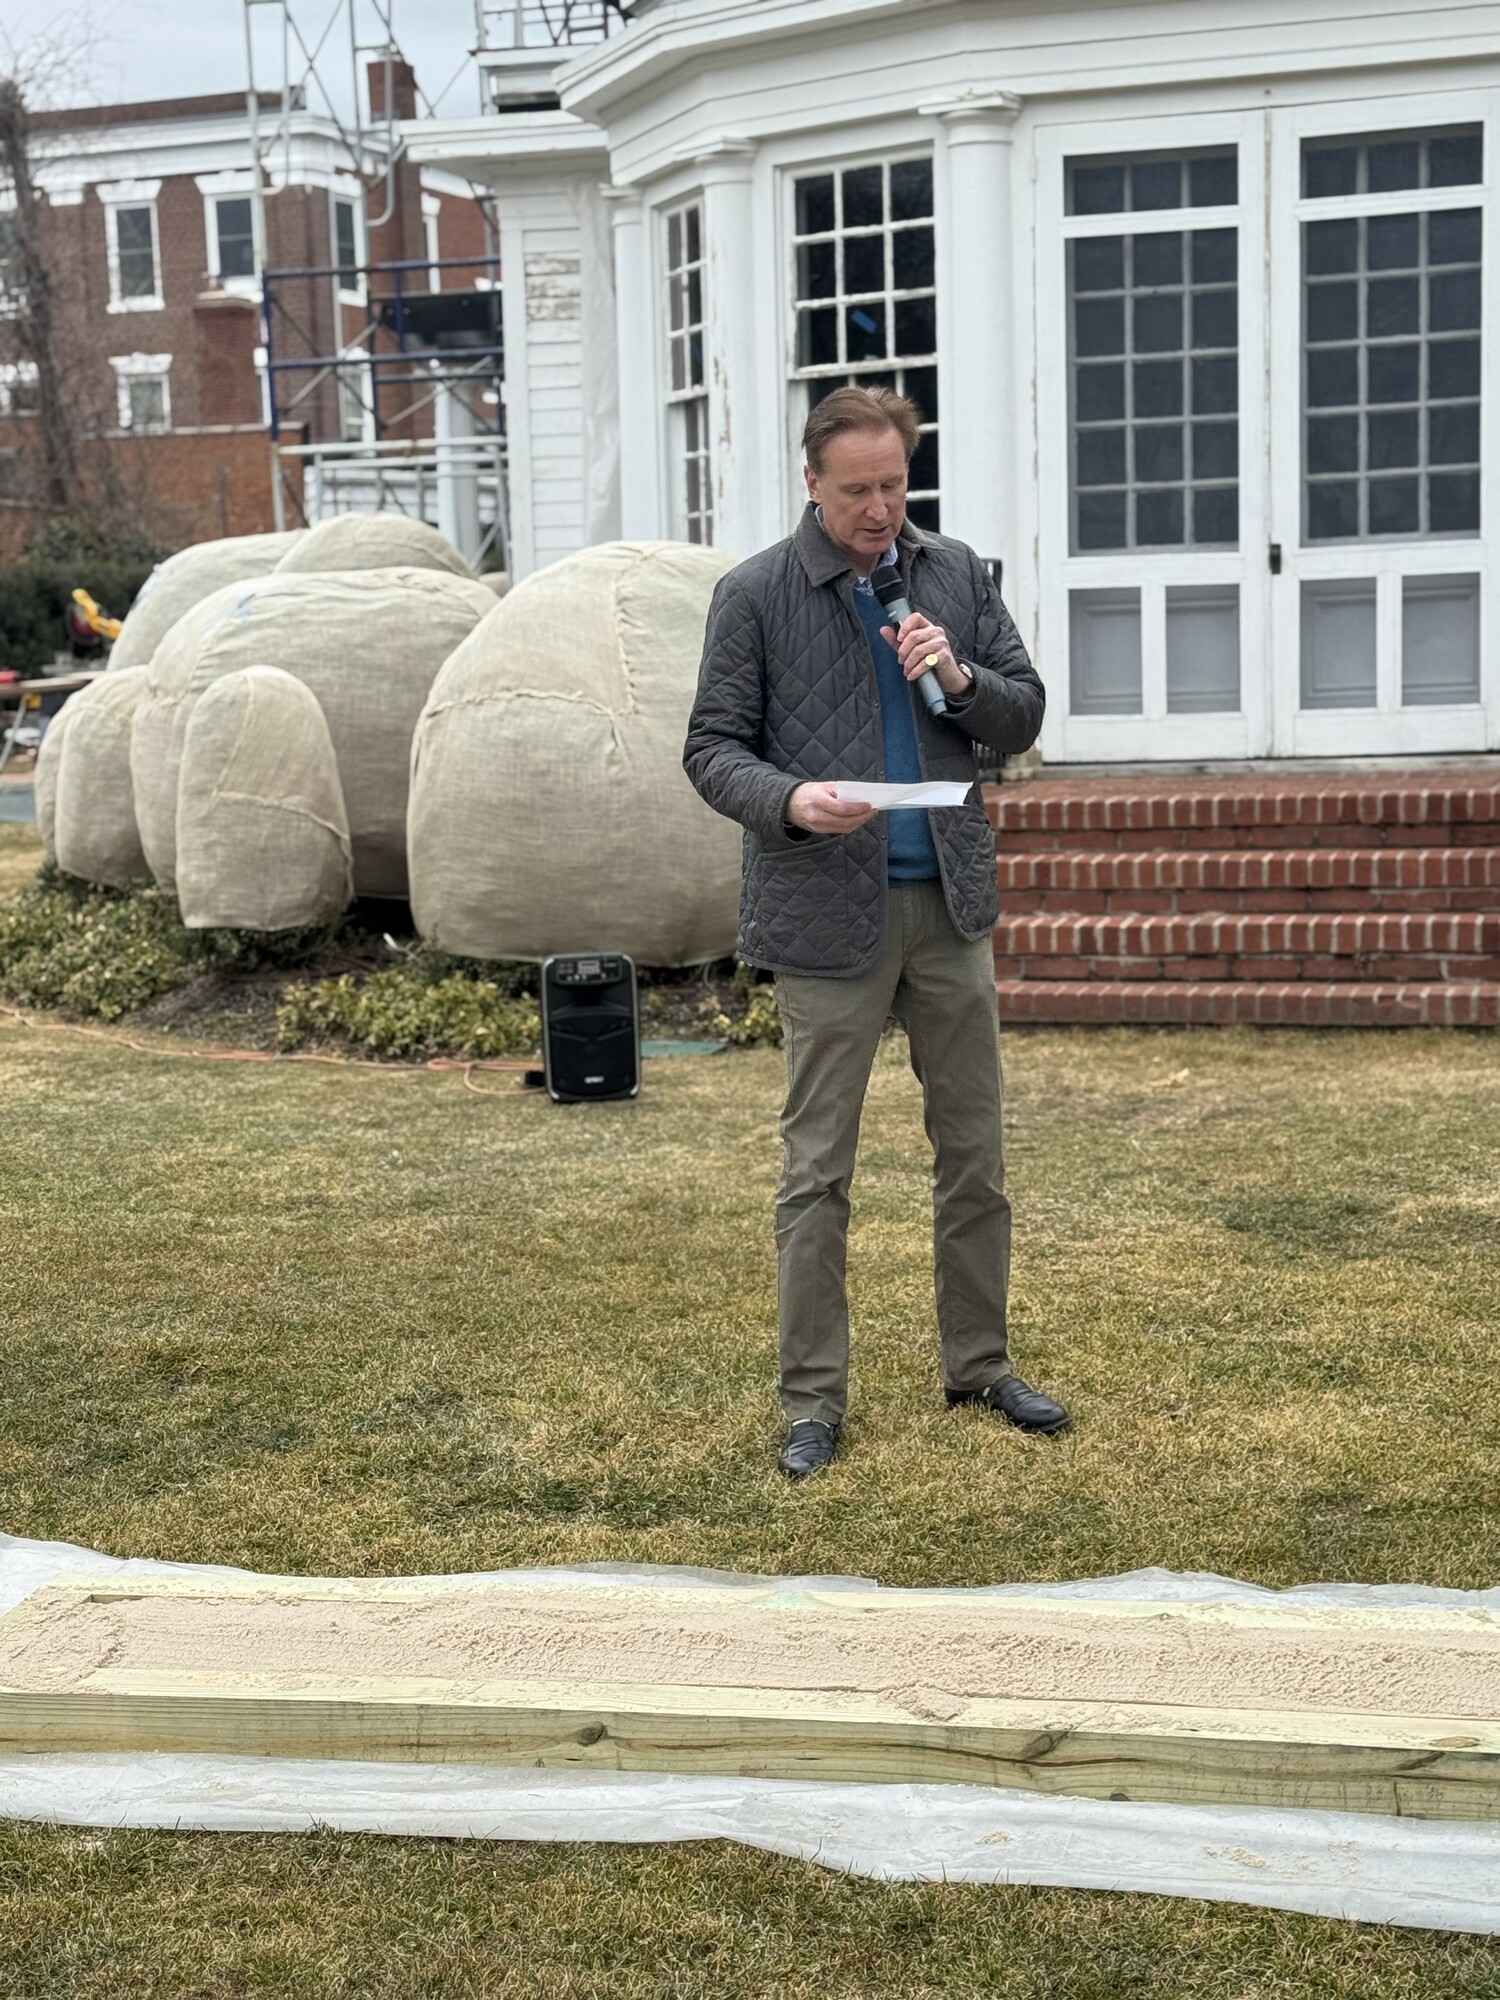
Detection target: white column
<box><xmin>434</xmin><ymin>376</ymin><xmax>481</xmax><ymax>562</ymax></box>
<box><xmin>697</xmin><ymin>138</ymin><xmax>758</xmax><ymax>557</ymax></box>
<box><xmin>925</xmin><ymin>92</ymin><xmax>1023</xmax><ymax>581</ymax></box>
<box><xmin>603</xmin><ymin>184</ymin><xmax>661</xmax><ymax>539</ymax></box>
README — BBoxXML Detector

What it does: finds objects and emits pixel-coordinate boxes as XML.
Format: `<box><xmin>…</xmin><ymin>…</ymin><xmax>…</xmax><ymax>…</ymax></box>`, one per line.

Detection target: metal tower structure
<box><xmin>242</xmin><ymin>0</ymin><xmax>510</xmax><ymax>567</ymax></box>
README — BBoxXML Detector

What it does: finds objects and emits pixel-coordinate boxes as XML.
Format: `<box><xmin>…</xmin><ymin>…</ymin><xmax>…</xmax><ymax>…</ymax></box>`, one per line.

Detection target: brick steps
<box><xmin>994</xmin><ymin>847</ymin><xmax>1500</xmax><ymax>914</ymax></box>
<box><xmin>986</xmin><ymin>771</ymin><xmax>1500</xmax><ymax>1027</ymax></box>
<box><xmin>993</xmin><ymin>980</ymin><xmax>1500</xmax><ymax>1027</ymax></box>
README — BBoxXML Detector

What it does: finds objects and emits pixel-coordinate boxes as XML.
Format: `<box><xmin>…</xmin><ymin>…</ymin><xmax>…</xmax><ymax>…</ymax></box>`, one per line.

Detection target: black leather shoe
<box><xmin>778</xmin><ymin>1418</ymin><xmax>840</xmax><ymax>1478</ymax></box>
<box><xmin>946</xmin><ymin>1375</ymin><xmax>1070</xmax><ymax>1435</ymax></box>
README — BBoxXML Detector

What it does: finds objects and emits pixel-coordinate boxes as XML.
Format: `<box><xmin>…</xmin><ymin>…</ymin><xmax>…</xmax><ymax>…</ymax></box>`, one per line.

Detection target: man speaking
<box><xmin>684</xmin><ymin>385</ymin><xmax>1069</xmax><ymax>1478</ymax></box>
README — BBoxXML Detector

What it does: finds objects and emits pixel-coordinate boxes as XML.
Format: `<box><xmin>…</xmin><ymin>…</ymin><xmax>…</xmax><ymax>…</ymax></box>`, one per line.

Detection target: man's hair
<box><xmin>802</xmin><ymin>385</ymin><xmax>921</xmax><ymax>475</ymax></box>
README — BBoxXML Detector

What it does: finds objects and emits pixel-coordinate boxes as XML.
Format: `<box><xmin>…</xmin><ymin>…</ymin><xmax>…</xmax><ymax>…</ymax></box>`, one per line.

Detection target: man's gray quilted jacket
<box><xmin>683</xmin><ymin>505</ymin><xmax>1045</xmax><ymax>977</ymax></box>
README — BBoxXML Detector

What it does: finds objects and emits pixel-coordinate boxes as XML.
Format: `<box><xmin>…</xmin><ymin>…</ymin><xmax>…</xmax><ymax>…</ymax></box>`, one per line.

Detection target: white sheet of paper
<box><xmin>833</xmin><ymin>781</ymin><xmax>971</xmax><ymax>810</ymax></box>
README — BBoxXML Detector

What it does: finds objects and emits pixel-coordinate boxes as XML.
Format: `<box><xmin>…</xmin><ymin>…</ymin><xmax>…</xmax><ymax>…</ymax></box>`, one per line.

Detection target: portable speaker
<box><xmin>540</xmin><ymin>953</ymin><xmax>640</xmax><ymax>1104</ymax></box>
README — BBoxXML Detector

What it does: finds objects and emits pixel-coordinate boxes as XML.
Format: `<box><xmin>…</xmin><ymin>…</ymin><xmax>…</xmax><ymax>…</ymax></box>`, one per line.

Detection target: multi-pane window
<box><xmin>1066</xmin><ymin>149</ymin><xmax>1239</xmax><ymax>553</ymax></box>
<box><xmin>111</xmin><ymin>204</ymin><xmax>158</xmax><ymax>303</ymax></box>
<box><xmin>665</xmin><ymin>201</ymin><xmax>711</xmax><ymax>544</ymax></box>
<box><xmin>791</xmin><ymin>157</ymin><xmax>939</xmax><ymax>528</ymax></box>
<box><xmin>111</xmin><ymin>356</ymin><xmax>171</xmax><ymax>432</ymax></box>
<box><xmin>1302</xmin><ymin>128</ymin><xmax>1482</xmax><ymax>542</ymax></box>
<box><xmin>214</xmin><ymin>197</ymin><xmax>256</xmax><ymax>282</ymax></box>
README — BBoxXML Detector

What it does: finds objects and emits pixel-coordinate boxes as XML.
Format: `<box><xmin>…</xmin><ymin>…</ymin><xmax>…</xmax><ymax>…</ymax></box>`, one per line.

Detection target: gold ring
<box><xmin>924</xmin><ymin>652</ymin><xmax>940</xmax><ymax>668</ymax></box>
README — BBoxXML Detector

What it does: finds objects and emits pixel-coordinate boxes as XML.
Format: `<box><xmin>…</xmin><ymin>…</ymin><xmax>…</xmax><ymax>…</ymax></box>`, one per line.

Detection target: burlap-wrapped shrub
<box><xmin>52</xmin><ymin>667</ymin><xmax>152</xmax><ymax>889</ymax></box>
<box><xmin>109</xmin><ymin>531</ymin><xmax>304</xmax><ymax>671</ymax></box>
<box><xmin>33</xmin><ymin>694</ymin><xmax>81</xmax><ymax>863</ymax></box>
<box><xmin>274</xmin><ymin>514</ymin><xmax>473</xmax><ymax>579</ymax></box>
<box><xmin>176</xmin><ymin>668</ymin><xmax>352</xmax><ymax>931</ymax></box>
<box><xmin>408</xmin><ymin>540</ymin><xmax>741</xmax><ymax>965</ymax></box>
<box><xmin>131</xmin><ymin>566</ymin><xmax>493</xmax><ymax>898</ymax></box>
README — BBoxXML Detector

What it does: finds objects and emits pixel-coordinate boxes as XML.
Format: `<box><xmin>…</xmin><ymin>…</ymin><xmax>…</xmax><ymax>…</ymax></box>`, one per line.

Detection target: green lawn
<box><xmin>2</xmin><ymin>820</ymin><xmax>1499</xmax><ymax>1995</ymax></box>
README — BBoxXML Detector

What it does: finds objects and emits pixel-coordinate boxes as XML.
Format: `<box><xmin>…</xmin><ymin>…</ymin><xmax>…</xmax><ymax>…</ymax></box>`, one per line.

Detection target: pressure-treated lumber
<box><xmin>3</xmin><ymin>1574</ymin><xmax>1499</xmax><ymax>1822</ymax></box>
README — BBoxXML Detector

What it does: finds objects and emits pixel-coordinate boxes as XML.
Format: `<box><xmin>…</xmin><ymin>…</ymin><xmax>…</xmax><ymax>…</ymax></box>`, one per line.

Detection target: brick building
<box><xmin>0</xmin><ymin>66</ymin><xmax>492</xmax><ymax>554</ymax></box>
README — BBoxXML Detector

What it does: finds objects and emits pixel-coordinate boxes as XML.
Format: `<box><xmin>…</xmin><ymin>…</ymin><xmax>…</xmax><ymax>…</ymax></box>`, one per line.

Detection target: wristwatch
<box><xmin>951</xmin><ymin>661</ymin><xmax>977</xmax><ymax>700</ymax></box>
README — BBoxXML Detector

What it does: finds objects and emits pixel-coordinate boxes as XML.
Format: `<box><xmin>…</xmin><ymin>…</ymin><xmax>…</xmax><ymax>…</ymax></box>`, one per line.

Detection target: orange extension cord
<box><xmin>0</xmin><ymin>1001</ymin><xmax>537</xmax><ymax>1098</ymax></box>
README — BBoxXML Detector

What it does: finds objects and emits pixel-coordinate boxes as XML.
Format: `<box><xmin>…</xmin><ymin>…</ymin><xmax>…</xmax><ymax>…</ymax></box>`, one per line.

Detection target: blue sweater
<box><xmin>853</xmin><ymin>584</ymin><xmax>940</xmax><ymax>882</ymax></box>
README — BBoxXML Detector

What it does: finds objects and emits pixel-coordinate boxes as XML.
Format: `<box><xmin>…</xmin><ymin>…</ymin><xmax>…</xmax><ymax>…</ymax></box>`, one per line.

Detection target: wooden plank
<box><xmin>2</xmin><ymin>1576</ymin><xmax>1498</xmax><ymax>1821</ymax></box>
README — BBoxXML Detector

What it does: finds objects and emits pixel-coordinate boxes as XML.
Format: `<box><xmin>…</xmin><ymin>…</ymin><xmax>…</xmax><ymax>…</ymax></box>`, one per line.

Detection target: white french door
<box><xmin>1037</xmin><ymin>91</ymin><xmax>1500</xmax><ymax>764</ymax></box>
<box><xmin>1267</xmin><ymin>90</ymin><xmax>1498</xmax><ymax>757</ymax></box>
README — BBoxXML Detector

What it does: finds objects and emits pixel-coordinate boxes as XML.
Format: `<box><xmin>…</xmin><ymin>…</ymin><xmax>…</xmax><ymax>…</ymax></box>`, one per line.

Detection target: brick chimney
<box><xmin>367</xmin><ymin>54</ymin><xmax>418</xmax><ymax>123</ymax></box>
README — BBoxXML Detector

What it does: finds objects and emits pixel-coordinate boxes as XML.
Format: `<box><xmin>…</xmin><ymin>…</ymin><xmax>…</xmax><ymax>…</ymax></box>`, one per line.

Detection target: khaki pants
<box><xmin>773</xmin><ymin>879</ymin><xmax>1013</xmax><ymax>1426</ymax></box>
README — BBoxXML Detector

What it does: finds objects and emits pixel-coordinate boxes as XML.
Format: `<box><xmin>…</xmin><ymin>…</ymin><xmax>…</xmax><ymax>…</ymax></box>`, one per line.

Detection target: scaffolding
<box><xmin>242</xmin><ymin>0</ymin><xmax>510</xmax><ymax>567</ymax></box>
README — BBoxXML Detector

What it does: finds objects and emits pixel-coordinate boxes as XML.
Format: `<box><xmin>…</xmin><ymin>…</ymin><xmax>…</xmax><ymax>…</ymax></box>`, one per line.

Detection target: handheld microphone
<box><xmin>871</xmin><ymin>564</ymin><xmax>947</xmax><ymax>717</ymax></box>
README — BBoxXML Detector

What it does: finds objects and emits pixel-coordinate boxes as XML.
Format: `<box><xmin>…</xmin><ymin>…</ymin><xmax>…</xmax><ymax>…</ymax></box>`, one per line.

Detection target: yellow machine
<box><xmin>68</xmin><ymin>588</ymin><xmax>122</xmax><ymax>645</ymax></box>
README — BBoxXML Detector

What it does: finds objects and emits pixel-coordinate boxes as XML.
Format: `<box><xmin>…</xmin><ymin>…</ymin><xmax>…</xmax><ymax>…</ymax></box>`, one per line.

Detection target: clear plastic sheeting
<box><xmin>2</xmin><ymin>1532</ymin><xmax>1498</xmax><ymax>1936</ymax></box>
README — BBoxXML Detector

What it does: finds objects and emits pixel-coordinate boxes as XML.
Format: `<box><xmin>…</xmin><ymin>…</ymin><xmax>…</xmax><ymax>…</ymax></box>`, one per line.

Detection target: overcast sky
<box><xmin>0</xmin><ymin>0</ymin><xmax>488</xmax><ymax>122</ymax></box>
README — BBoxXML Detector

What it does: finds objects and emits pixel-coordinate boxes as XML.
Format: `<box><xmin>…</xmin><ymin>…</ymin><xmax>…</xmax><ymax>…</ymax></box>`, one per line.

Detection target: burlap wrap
<box><xmin>274</xmin><ymin>514</ymin><xmax>474</xmax><ymax>579</ymax></box>
<box><xmin>131</xmin><ymin>566</ymin><xmax>493</xmax><ymax>897</ymax></box>
<box><xmin>407</xmin><ymin>540</ymin><xmax>741</xmax><ymax>965</ymax></box>
<box><xmin>176</xmin><ymin>668</ymin><xmax>353</xmax><ymax>931</ymax></box>
<box><xmin>32</xmin><ymin>696</ymin><xmax>80</xmax><ymax>863</ymax></box>
<box><xmin>109</xmin><ymin>532</ymin><xmax>305</xmax><ymax>671</ymax></box>
<box><xmin>52</xmin><ymin>667</ymin><xmax>152</xmax><ymax>889</ymax></box>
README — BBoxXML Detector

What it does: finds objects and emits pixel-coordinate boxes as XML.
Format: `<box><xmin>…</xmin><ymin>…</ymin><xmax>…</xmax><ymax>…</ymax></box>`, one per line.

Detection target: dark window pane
<box><xmin>1189</xmin><ymin>153</ymin><xmax>1237</xmax><ymax>207</ymax></box>
<box><xmin>669</xmin><ymin>336</ymin><xmax>685</xmax><ymax>392</ymax></box>
<box><xmin>903</xmin><ymin>366</ymin><xmax>938</xmax><ymax>422</ymax></box>
<box><xmin>1429</xmin><ymin>402</ymin><xmax>1480</xmax><ymax>465</ymax></box>
<box><xmin>1136</xmin><ymin>488</ymin><xmax>1185</xmax><ymax>543</ymax></box>
<box><xmin>1076</xmin><ymin>362</ymin><xmax>1125</xmax><ymax>421</ymax></box>
<box><xmin>798</xmin><ymin>306</ymin><xmax>838</xmax><ymax>367</ymax></box>
<box><xmin>1306</xmin><ymin>218</ymin><xmax>1358</xmax><ymax>274</ymax></box>
<box><xmin>1368</xmin><ymin>409</ymin><xmax>1420</xmax><ymax>469</ymax></box>
<box><xmin>1307</xmin><ymin>282</ymin><xmax>1358</xmax><ymax>343</ymax></box>
<box><xmin>1132</xmin><ymin>231</ymin><xmax>1182</xmax><ymax>286</ymax></box>
<box><xmin>1132</xmin><ymin>159</ymin><xmax>1182</xmax><ymax>210</ymax></box>
<box><xmin>1135</xmin><ymin>423</ymin><xmax>1184</xmax><ymax>483</ymax></box>
<box><xmin>893</xmin><ymin>295</ymin><xmax>936</xmax><ymax>356</ymax></box>
<box><xmin>1076</xmin><ymin>427</ymin><xmax>1127</xmax><ymax>486</ymax></box>
<box><xmin>904</xmin><ymin>496</ymin><xmax>940</xmax><ymax>532</ymax></box>
<box><xmin>1367</xmin><ymin>212</ymin><xmax>1421</xmax><ymax>270</ymax></box>
<box><xmin>1429</xmin><ymin>132</ymin><xmax>1483</xmax><ymax>187</ymax></box>
<box><xmin>1134</xmin><ymin>359</ymin><xmax>1183</xmax><ymax>417</ymax></box>
<box><xmin>217</xmin><ymin>197</ymin><xmax>254</xmax><ymax>279</ymax></box>
<box><xmin>1192</xmin><ymin>419</ymin><xmax>1238</xmax><ymax>478</ymax></box>
<box><xmin>892</xmin><ymin>225</ymin><xmax>935</xmax><ymax>292</ymax></box>
<box><xmin>1075</xmin><ymin>296</ymin><xmax>1125</xmax><ymax>357</ymax></box>
<box><xmin>1134</xmin><ymin>292</ymin><xmax>1183</xmax><ymax>352</ymax></box>
<box><xmin>890</xmin><ymin>158</ymin><xmax>933</xmax><ymax>221</ymax></box>
<box><xmin>686</xmin><ymin>205</ymin><xmax>701</xmax><ymax>263</ymax></box>
<box><xmin>1368</xmin><ymin>140</ymin><xmax>1420</xmax><ymax>192</ymax></box>
<box><xmin>1429</xmin><ymin>338</ymin><xmax>1481</xmax><ymax>398</ymax></box>
<box><xmin>1193</xmin><ymin>355</ymin><xmax>1238</xmax><ymax>413</ymax></box>
<box><xmin>1308</xmin><ymin>480</ymin><xmax>1360</xmax><ymax>538</ymax></box>
<box><xmin>1305</xmin><ymin>145</ymin><xmax>1357</xmax><ymax>198</ymax></box>
<box><xmin>1307</xmin><ymin>347</ymin><xmax>1359</xmax><ymax>408</ymax></box>
<box><xmin>1073</xmin><ymin>236</ymin><xmax>1124</xmax><ymax>292</ymax></box>
<box><xmin>909</xmin><ymin>428</ymin><xmax>939</xmax><ymax>492</ymax></box>
<box><xmin>1368</xmin><ymin>475</ymin><xmax>1420</xmax><ymax>534</ymax></box>
<box><xmin>842</xmin><ymin>165</ymin><xmax>883</xmax><ymax>227</ymax></box>
<box><xmin>1193</xmin><ymin>485</ymin><xmax>1239</xmax><ymax>543</ymax></box>
<box><xmin>797</xmin><ymin>239</ymin><xmax>835</xmax><ymax>300</ymax></box>
<box><xmin>843</xmin><ymin>234</ymin><xmax>884</xmax><ymax>295</ymax></box>
<box><xmin>846</xmin><ymin>302</ymin><xmax>887</xmax><ymax>361</ymax></box>
<box><xmin>1192</xmin><ymin>289</ymin><xmax>1238</xmax><ymax>348</ymax></box>
<box><xmin>1429</xmin><ymin>208</ymin><xmax>1482</xmax><ymax>265</ymax></box>
<box><xmin>795</xmin><ymin>175</ymin><xmax>834</xmax><ymax>236</ymax></box>
<box><xmin>667</xmin><ymin>211</ymin><xmax>682</xmax><ymax>268</ymax></box>
<box><xmin>688</xmin><ymin>330</ymin><xmax>703</xmax><ymax>387</ymax></box>
<box><xmin>1192</xmin><ymin>228</ymin><xmax>1237</xmax><ymax>284</ymax></box>
<box><xmin>687</xmin><ymin>269</ymin><xmax>702</xmax><ymax>325</ymax></box>
<box><xmin>1307</xmin><ymin>413</ymin><xmax>1360</xmax><ymax>473</ymax></box>
<box><xmin>686</xmin><ymin>455</ymin><xmax>701</xmax><ymax>516</ymax></box>
<box><xmin>1367</xmin><ymin>343</ymin><xmax>1420</xmax><ymax>404</ymax></box>
<box><xmin>1368</xmin><ymin>275</ymin><xmax>1420</xmax><ymax>337</ymax></box>
<box><xmin>1429</xmin><ymin>470</ymin><xmax>1480</xmax><ymax>532</ymax></box>
<box><xmin>1430</xmin><ymin>268</ymin><xmax>1482</xmax><ymax>331</ymax></box>
<box><xmin>1077</xmin><ymin>489</ymin><xmax>1128</xmax><ymax>548</ymax></box>
<box><xmin>1071</xmin><ymin>162</ymin><xmax>1125</xmax><ymax>215</ymax></box>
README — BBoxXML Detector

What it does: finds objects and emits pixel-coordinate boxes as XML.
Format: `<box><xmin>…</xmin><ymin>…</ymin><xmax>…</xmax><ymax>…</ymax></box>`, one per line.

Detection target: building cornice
<box><xmin>401</xmin><ymin>112</ymin><xmax>609</xmax><ymax>183</ymax></box>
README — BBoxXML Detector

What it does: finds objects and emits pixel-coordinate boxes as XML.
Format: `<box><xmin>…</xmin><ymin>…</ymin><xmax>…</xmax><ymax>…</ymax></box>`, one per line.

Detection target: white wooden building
<box><xmin>406</xmin><ymin>0</ymin><xmax>1500</xmax><ymax>768</ymax></box>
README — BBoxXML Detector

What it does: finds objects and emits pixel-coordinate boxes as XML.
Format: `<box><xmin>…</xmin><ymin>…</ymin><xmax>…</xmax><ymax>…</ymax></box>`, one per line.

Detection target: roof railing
<box><xmin>473</xmin><ymin>0</ymin><xmax>632</xmax><ymax>49</ymax></box>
